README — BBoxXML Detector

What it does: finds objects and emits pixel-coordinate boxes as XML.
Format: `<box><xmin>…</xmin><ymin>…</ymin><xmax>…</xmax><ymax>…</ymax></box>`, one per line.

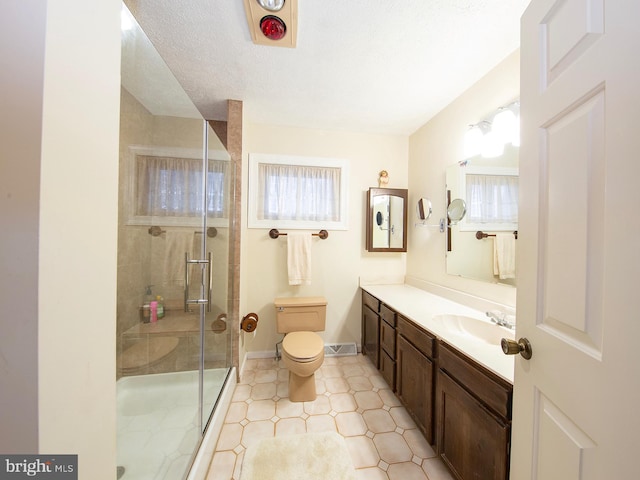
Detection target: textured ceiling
<box><xmin>124</xmin><ymin>0</ymin><xmax>529</xmax><ymax>135</ymax></box>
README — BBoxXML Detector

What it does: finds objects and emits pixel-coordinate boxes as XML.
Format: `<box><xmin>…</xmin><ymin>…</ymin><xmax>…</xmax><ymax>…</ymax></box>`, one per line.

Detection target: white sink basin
<box><xmin>431</xmin><ymin>314</ymin><xmax>515</xmax><ymax>346</ymax></box>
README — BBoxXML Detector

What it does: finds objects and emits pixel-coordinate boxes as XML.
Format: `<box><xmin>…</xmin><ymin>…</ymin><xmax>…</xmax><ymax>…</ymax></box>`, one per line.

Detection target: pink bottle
<box><xmin>150</xmin><ymin>301</ymin><xmax>158</xmax><ymax>323</ymax></box>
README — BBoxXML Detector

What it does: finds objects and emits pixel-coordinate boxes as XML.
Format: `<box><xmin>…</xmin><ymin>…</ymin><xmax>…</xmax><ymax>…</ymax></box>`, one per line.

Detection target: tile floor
<box><xmin>206</xmin><ymin>354</ymin><xmax>454</xmax><ymax>480</ymax></box>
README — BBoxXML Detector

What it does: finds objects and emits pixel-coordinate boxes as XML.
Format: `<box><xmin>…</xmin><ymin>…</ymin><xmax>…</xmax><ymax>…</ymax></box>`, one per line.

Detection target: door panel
<box><xmin>540</xmin><ymin>90</ymin><xmax>605</xmax><ymax>358</ymax></box>
<box><xmin>514</xmin><ymin>1</ymin><xmax>640</xmax><ymax>478</ymax></box>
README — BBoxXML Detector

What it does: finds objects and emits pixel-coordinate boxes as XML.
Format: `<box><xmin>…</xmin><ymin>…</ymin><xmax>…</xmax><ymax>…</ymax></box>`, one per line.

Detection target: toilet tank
<box><xmin>275</xmin><ymin>296</ymin><xmax>327</xmax><ymax>334</ymax></box>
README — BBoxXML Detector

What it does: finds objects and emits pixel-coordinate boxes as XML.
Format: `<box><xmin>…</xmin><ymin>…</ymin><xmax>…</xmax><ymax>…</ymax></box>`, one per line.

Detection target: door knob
<box><xmin>501</xmin><ymin>337</ymin><xmax>533</xmax><ymax>360</ymax></box>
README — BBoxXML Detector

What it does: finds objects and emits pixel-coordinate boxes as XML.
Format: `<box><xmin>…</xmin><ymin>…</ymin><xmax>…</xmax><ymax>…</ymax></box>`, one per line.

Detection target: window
<box><xmin>248</xmin><ymin>154</ymin><xmax>349</xmax><ymax>230</ymax></box>
<box><xmin>126</xmin><ymin>146</ymin><xmax>230</xmax><ymax>226</ymax></box>
<box><xmin>458</xmin><ymin>167</ymin><xmax>518</xmax><ymax>232</ymax></box>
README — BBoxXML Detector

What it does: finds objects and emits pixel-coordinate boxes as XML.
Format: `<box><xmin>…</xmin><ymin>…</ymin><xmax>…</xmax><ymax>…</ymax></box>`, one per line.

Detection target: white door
<box><xmin>512</xmin><ymin>1</ymin><xmax>640</xmax><ymax>479</ymax></box>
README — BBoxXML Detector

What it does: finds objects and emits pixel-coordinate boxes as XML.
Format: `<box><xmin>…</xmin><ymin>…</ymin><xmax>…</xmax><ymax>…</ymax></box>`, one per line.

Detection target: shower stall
<box><xmin>116</xmin><ymin>5</ymin><xmax>236</xmax><ymax>479</ymax></box>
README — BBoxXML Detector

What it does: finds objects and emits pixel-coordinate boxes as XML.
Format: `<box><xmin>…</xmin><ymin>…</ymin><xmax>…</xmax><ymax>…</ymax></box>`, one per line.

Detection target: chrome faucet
<box><xmin>486</xmin><ymin>310</ymin><xmax>515</xmax><ymax>329</ymax></box>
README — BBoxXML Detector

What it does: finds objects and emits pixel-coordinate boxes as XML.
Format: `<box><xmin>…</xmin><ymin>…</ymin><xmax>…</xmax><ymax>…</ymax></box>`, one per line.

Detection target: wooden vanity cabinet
<box><xmin>361</xmin><ymin>288</ymin><xmax>513</xmax><ymax>478</ymax></box>
<box><xmin>396</xmin><ymin>314</ymin><xmax>436</xmax><ymax>444</ymax></box>
<box><xmin>361</xmin><ymin>291</ymin><xmax>380</xmax><ymax>369</ymax></box>
<box><xmin>379</xmin><ymin>303</ymin><xmax>396</xmax><ymax>390</ymax></box>
<box><xmin>361</xmin><ymin>291</ymin><xmax>397</xmax><ymax>390</ymax></box>
<box><xmin>436</xmin><ymin>341</ymin><xmax>513</xmax><ymax>480</ymax></box>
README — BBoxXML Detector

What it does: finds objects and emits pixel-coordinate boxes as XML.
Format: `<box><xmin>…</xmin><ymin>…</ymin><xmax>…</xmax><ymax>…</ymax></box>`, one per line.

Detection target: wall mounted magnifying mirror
<box><xmin>447</xmin><ymin>198</ymin><xmax>466</xmax><ymax>225</ymax></box>
<box><xmin>417</xmin><ymin>198</ymin><xmax>433</xmax><ymax>221</ymax></box>
<box><xmin>366</xmin><ymin>187</ymin><xmax>408</xmax><ymax>252</ymax></box>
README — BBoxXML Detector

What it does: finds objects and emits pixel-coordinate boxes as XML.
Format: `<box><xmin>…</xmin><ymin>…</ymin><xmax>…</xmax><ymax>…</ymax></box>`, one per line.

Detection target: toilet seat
<box><xmin>282</xmin><ymin>331</ymin><xmax>323</xmax><ymax>362</ymax></box>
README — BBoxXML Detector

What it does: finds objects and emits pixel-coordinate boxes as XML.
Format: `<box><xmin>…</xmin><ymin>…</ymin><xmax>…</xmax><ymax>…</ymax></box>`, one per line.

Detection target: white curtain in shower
<box><xmin>135</xmin><ymin>155</ymin><xmax>229</xmax><ymax>218</ymax></box>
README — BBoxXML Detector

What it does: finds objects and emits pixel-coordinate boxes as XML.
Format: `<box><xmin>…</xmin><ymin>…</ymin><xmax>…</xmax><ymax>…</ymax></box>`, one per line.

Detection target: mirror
<box><xmin>445</xmin><ymin>145</ymin><xmax>519</xmax><ymax>286</ymax></box>
<box><xmin>366</xmin><ymin>187</ymin><xmax>408</xmax><ymax>252</ymax></box>
<box><xmin>417</xmin><ymin>198</ymin><xmax>433</xmax><ymax>221</ymax></box>
<box><xmin>447</xmin><ymin>198</ymin><xmax>466</xmax><ymax>224</ymax></box>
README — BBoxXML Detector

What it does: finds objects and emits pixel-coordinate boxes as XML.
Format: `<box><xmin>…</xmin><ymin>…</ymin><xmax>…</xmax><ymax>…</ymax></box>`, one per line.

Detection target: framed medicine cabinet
<box><xmin>366</xmin><ymin>187</ymin><xmax>408</xmax><ymax>252</ymax></box>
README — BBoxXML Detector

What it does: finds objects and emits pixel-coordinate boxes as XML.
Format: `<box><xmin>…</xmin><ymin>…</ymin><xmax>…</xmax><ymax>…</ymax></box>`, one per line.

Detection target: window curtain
<box><xmin>466</xmin><ymin>174</ymin><xmax>518</xmax><ymax>224</ymax></box>
<box><xmin>135</xmin><ymin>155</ymin><xmax>228</xmax><ymax>217</ymax></box>
<box><xmin>257</xmin><ymin>163</ymin><xmax>340</xmax><ymax>221</ymax></box>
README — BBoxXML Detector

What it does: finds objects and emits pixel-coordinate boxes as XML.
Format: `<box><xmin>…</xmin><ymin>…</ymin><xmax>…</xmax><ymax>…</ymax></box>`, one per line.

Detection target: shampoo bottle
<box><xmin>150</xmin><ymin>301</ymin><xmax>158</xmax><ymax>323</ymax></box>
<box><xmin>156</xmin><ymin>296</ymin><xmax>164</xmax><ymax>319</ymax></box>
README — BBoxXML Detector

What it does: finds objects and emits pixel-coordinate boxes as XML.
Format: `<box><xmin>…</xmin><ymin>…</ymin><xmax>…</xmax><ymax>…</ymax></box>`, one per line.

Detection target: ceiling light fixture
<box><xmin>257</xmin><ymin>0</ymin><xmax>285</xmax><ymax>12</ymax></box>
<box><xmin>243</xmin><ymin>0</ymin><xmax>297</xmax><ymax>47</ymax></box>
<box><xmin>260</xmin><ymin>15</ymin><xmax>287</xmax><ymax>41</ymax></box>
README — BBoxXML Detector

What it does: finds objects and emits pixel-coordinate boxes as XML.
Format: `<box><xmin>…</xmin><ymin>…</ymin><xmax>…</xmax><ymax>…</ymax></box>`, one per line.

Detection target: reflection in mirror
<box><xmin>445</xmin><ymin>144</ymin><xmax>518</xmax><ymax>286</ymax></box>
<box><xmin>366</xmin><ymin>188</ymin><xmax>408</xmax><ymax>252</ymax></box>
<box><xmin>417</xmin><ymin>198</ymin><xmax>433</xmax><ymax>221</ymax></box>
<box><xmin>447</xmin><ymin>198</ymin><xmax>466</xmax><ymax>224</ymax></box>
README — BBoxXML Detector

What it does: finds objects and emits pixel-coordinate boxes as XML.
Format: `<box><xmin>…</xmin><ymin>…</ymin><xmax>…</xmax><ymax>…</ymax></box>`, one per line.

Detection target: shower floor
<box><xmin>117</xmin><ymin>368</ymin><xmax>229</xmax><ymax>480</ymax></box>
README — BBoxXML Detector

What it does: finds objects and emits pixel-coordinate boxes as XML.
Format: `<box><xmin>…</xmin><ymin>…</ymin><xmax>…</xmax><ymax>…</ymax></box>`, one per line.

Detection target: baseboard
<box><xmin>246</xmin><ymin>350</ymin><xmax>278</xmax><ymax>359</ymax></box>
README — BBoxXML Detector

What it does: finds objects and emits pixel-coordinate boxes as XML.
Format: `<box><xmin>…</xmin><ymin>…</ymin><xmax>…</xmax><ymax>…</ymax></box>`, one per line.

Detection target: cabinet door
<box><xmin>436</xmin><ymin>371</ymin><xmax>510</xmax><ymax>480</ymax></box>
<box><xmin>362</xmin><ymin>305</ymin><xmax>380</xmax><ymax>369</ymax></box>
<box><xmin>380</xmin><ymin>350</ymin><xmax>396</xmax><ymax>391</ymax></box>
<box><xmin>396</xmin><ymin>334</ymin><xmax>434</xmax><ymax>443</ymax></box>
<box><xmin>380</xmin><ymin>318</ymin><xmax>396</xmax><ymax>358</ymax></box>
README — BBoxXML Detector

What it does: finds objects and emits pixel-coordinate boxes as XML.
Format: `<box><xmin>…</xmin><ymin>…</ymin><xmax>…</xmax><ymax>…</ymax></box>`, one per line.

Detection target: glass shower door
<box><xmin>201</xmin><ymin>123</ymin><xmax>234</xmax><ymax>431</ymax></box>
<box><xmin>117</xmin><ymin>5</ymin><xmax>234</xmax><ymax>479</ymax></box>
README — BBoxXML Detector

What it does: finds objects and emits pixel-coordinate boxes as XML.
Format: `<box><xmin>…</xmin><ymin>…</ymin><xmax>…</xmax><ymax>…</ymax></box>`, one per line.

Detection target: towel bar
<box><xmin>269</xmin><ymin>228</ymin><xmax>329</xmax><ymax>239</ymax></box>
<box><xmin>476</xmin><ymin>230</ymin><xmax>518</xmax><ymax>240</ymax></box>
<box><xmin>148</xmin><ymin>226</ymin><xmax>217</xmax><ymax>238</ymax></box>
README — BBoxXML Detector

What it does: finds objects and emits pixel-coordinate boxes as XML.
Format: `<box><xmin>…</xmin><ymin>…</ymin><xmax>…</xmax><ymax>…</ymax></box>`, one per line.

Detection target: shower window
<box><xmin>124</xmin><ymin>146</ymin><xmax>230</xmax><ymax>226</ymax></box>
<box><xmin>247</xmin><ymin>153</ymin><xmax>349</xmax><ymax>230</ymax></box>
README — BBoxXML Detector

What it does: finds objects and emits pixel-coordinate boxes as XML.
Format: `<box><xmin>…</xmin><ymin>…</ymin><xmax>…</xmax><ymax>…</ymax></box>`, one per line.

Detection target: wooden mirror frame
<box><xmin>366</xmin><ymin>187</ymin><xmax>408</xmax><ymax>252</ymax></box>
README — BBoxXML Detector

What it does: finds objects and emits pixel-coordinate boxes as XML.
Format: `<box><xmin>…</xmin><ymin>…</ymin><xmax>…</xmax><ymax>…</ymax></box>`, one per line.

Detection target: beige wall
<box><xmin>406</xmin><ymin>50</ymin><xmax>520</xmax><ymax>308</ymax></box>
<box><xmin>240</xmin><ymin>123</ymin><xmax>409</xmax><ymax>356</ymax></box>
<box><xmin>39</xmin><ymin>0</ymin><xmax>120</xmax><ymax>476</ymax></box>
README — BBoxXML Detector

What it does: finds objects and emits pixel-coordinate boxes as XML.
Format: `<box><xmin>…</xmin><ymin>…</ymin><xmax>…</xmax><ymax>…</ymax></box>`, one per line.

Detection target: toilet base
<box><xmin>288</xmin><ymin>371</ymin><xmax>317</xmax><ymax>402</ymax></box>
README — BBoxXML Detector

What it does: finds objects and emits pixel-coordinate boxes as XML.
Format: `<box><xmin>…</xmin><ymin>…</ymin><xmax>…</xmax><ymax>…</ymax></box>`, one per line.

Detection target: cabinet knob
<box><xmin>501</xmin><ymin>337</ymin><xmax>533</xmax><ymax>360</ymax></box>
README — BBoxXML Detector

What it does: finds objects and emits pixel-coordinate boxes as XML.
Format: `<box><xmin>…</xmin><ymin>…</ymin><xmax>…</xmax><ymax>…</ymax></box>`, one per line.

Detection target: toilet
<box><xmin>275</xmin><ymin>296</ymin><xmax>327</xmax><ymax>402</ymax></box>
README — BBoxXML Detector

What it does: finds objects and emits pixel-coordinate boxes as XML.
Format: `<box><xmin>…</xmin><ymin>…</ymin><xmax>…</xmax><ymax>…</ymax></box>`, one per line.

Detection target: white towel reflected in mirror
<box><xmin>493</xmin><ymin>233</ymin><xmax>516</xmax><ymax>279</ymax></box>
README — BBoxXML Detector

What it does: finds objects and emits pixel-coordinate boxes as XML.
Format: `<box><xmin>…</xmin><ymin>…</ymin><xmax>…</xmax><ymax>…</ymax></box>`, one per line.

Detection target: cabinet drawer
<box><xmin>438</xmin><ymin>341</ymin><xmax>512</xmax><ymax>420</ymax></box>
<box><xmin>380</xmin><ymin>303</ymin><xmax>397</xmax><ymax>327</ymax></box>
<box><xmin>397</xmin><ymin>315</ymin><xmax>436</xmax><ymax>359</ymax></box>
<box><xmin>380</xmin><ymin>350</ymin><xmax>396</xmax><ymax>390</ymax></box>
<box><xmin>380</xmin><ymin>318</ymin><xmax>396</xmax><ymax>357</ymax></box>
<box><xmin>362</xmin><ymin>290</ymin><xmax>380</xmax><ymax>313</ymax></box>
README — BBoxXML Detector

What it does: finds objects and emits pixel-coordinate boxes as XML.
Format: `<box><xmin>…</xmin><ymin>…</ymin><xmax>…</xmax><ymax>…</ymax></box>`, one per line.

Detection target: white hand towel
<box><xmin>287</xmin><ymin>232</ymin><xmax>312</xmax><ymax>285</ymax></box>
<box><xmin>493</xmin><ymin>233</ymin><xmax>516</xmax><ymax>279</ymax></box>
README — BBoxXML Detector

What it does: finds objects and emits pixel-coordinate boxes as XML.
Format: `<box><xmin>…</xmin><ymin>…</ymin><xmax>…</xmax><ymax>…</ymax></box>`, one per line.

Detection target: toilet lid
<box><xmin>282</xmin><ymin>331</ymin><xmax>324</xmax><ymax>361</ymax></box>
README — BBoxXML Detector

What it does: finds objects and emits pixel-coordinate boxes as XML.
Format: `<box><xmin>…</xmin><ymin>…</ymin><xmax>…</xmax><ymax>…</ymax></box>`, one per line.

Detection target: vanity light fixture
<box><xmin>480</xmin><ymin>129</ymin><xmax>505</xmax><ymax>158</ymax></box>
<box><xmin>492</xmin><ymin>101</ymin><xmax>520</xmax><ymax>146</ymax></box>
<box><xmin>463</xmin><ymin>124</ymin><xmax>485</xmax><ymax>159</ymax></box>
<box><xmin>463</xmin><ymin>101</ymin><xmax>520</xmax><ymax>159</ymax></box>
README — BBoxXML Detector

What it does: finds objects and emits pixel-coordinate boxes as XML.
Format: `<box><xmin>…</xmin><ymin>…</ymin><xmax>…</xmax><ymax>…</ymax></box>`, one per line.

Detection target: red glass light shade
<box><xmin>260</xmin><ymin>15</ymin><xmax>286</xmax><ymax>40</ymax></box>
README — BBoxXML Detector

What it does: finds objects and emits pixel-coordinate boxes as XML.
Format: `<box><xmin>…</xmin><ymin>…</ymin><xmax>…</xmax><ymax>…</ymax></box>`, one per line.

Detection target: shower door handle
<box><xmin>184</xmin><ymin>252</ymin><xmax>212</xmax><ymax>312</ymax></box>
<box><xmin>206</xmin><ymin>252</ymin><xmax>212</xmax><ymax>313</ymax></box>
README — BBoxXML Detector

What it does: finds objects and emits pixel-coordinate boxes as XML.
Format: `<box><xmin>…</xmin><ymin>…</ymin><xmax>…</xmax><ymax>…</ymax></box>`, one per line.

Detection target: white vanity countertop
<box><xmin>361</xmin><ymin>283</ymin><xmax>515</xmax><ymax>383</ymax></box>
